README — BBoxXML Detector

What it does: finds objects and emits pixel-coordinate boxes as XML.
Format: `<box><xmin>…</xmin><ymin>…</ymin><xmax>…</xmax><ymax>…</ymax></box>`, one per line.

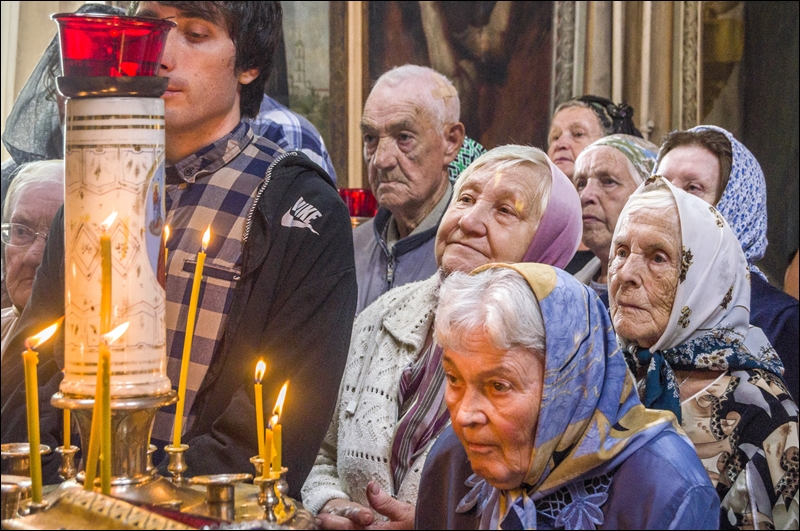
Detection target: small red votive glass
<box><xmin>52</xmin><ymin>14</ymin><xmax>175</xmax><ymax>77</ymax></box>
<box><xmin>338</xmin><ymin>188</ymin><xmax>378</xmax><ymax>228</ymax></box>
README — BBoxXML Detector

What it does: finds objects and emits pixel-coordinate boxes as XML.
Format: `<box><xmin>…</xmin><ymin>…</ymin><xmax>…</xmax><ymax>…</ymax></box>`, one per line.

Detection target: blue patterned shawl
<box><xmin>466</xmin><ymin>263</ymin><xmax>681</xmax><ymax>530</ymax></box>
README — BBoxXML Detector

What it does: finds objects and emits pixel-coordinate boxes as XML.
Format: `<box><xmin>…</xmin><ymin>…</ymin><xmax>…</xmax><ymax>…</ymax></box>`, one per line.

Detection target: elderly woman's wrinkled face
<box><xmin>547</xmin><ymin>107</ymin><xmax>605</xmax><ymax>178</ymax></box>
<box><xmin>443</xmin><ymin>330</ymin><xmax>544</xmax><ymax>490</ymax></box>
<box><xmin>657</xmin><ymin>146</ymin><xmax>721</xmax><ymax>206</ymax></box>
<box><xmin>435</xmin><ymin>162</ymin><xmax>543</xmax><ymax>275</ymax></box>
<box><xmin>4</xmin><ymin>182</ymin><xmax>64</xmax><ymax>309</ymax></box>
<box><xmin>608</xmin><ymin>207</ymin><xmax>681</xmax><ymax>348</ymax></box>
<box><xmin>573</xmin><ymin>147</ymin><xmax>640</xmax><ymax>259</ymax></box>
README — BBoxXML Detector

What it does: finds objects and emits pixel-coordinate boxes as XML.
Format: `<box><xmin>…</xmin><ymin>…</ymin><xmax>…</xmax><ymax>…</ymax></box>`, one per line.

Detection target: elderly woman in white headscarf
<box><xmin>609</xmin><ymin>176</ymin><xmax>798</xmax><ymax>529</ymax></box>
<box><xmin>571</xmin><ymin>134</ymin><xmax>658</xmax><ymax>302</ymax></box>
<box><xmin>1</xmin><ymin>160</ymin><xmax>64</xmax><ymax>358</ymax></box>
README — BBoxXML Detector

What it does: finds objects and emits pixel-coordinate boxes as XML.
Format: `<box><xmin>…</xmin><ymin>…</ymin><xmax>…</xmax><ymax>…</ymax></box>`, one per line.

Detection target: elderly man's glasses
<box><xmin>1</xmin><ymin>223</ymin><xmax>48</xmax><ymax>247</ymax></box>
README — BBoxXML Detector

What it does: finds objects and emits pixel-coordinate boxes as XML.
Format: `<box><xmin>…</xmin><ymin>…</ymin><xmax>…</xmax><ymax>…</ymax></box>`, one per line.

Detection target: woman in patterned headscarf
<box><xmin>609</xmin><ymin>176</ymin><xmax>798</xmax><ymax>529</ymax></box>
<box><xmin>655</xmin><ymin>125</ymin><xmax>799</xmax><ymax>401</ymax></box>
<box><xmin>571</xmin><ymin>134</ymin><xmax>658</xmax><ymax>304</ymax></box>
<box><xmin>417</xmin><ymin>262</ymin><xmax>718</xmax><ymax>529</ymax></box>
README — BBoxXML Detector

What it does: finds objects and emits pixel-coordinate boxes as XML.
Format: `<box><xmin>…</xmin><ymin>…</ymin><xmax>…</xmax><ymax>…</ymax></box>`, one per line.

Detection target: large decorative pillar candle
<box><xmin>61</xmin><ymin>96</ymin><xmax>170</xmax><ymax>398</ymax></box>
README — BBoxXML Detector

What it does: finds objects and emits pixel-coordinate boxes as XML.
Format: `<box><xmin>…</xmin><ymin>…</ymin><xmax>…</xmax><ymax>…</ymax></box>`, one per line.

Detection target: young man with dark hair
<box><xmin>1</xmin><ymin>1</ymin><xmax>356</xmax><ymax>497</ymax></box>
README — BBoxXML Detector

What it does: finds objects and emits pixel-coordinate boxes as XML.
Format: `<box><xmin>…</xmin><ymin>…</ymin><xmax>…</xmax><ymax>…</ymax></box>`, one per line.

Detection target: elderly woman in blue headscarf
<box><xmin>655</xmin><ymin>125</ymin><xmax>798</xmax><ymax>401</ymax></box>
<box><xmin>571</xmin><ymin>134</ymin><xmax>659</xmax><ymax>304</ymax></box>
<box><xmin>417</xmin><ymin>262</ymin><xmax>718</xmax><ymax>529</ymax></box>
<box><xmin>609</xmin><ymin>176</ymin><xmax>798</xmax><ymax>529</ymax></box>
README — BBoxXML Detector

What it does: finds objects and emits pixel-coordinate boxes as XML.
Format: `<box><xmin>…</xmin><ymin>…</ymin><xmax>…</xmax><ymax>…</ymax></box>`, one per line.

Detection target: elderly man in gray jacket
<box><xmin>353</xmin><ymin>65</ymin><xmax>465</xmax><ymax>314</ymax></box>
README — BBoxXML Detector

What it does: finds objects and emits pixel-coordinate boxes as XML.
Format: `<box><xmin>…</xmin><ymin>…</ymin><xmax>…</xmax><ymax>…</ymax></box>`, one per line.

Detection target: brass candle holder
<box><xmin>1</xmin><ymin>475</ymin><xmax>31</xmax><ymax>520</ymax></box>
<box><xmin>189</xmin><ymin>473</ymin><xmax>252</xmax><ymax>521</ymax></box>
<box><xmin>52</xmin><ymin>392</ymin><xmax>176</xmax><ymax>488</ymax></box>
<box><xmin>54</xmin><ymin>445</ymin><xmax>79</xmax><ymax>482</ymax></box>
<box><xmin>253</xmin><ymin>467</ymin><xmax>294</xmax><ymax>524</ymax></box>
<box><xmin>253</xmin><ymin>474</ymin><xmax>280</xmax><ymax>523</ymax></box>
<box><xmin>249</xmin><ymin>455</ymin><xmax>266</xmax><ymax>478</ymax></box>
<box><xmin>50</xmin><ymin>391</ymin><xmax>204</xmax><ymax>512</ymax></box>
<box><xmin>164</xmin><ymin>444</ymin><xmax>189</xmax><ymax>484</ymax></box>
<box><xmin>1</xmin><ymin>443</ymin><xmax>51</xmax><ymax>477</ymax></box>
<box><xmin>146</xmin><ymin>444</ymin><xmax>157</xmax><ymax>475</ymax></box>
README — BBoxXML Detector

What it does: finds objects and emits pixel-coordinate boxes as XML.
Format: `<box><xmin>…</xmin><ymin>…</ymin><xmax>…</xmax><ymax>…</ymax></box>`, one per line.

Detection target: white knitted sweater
<box><xmin>301</xmin><ymin>274</ymin><xmax>441</xmax><ymax>515</ymax></box>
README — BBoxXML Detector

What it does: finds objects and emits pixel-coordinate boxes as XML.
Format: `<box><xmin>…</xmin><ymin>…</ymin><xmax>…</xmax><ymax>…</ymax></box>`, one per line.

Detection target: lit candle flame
<box><xmin>255</xmin><ymin>360</ymin><xmax>266</xmax><ymax>384</ymax></box>
<box><xmin>25</xmin><ymin>322</ymin><xmax>60</xmax><ymax>350</ymax></box>
<box><xmin>164</xmin><ymin>225</ymin><xmax>170</xmax><ymax>243</ymax></box>
<box><xmin>101</xmin><ymin>322</ymin><xmax>129</xmax><ymax>346</ymax></box>
<box><xmin>102</xmin><ymin>212</ymin><xmax>118</xmax><ymax>232</ymax></box>
<box><xmin>271</xmin><ymin>381</ymin><xmax>289</xmax><ymax>424</ymax></box>
<box><xmin>201</xmin><ymin>226</ymin><xmax>211</xmax><ymax>252</ymax></box>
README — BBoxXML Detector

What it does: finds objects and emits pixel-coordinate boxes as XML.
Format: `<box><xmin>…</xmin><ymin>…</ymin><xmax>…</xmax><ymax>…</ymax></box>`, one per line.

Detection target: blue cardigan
<box><xmin>416</xmin><ymin>426</ymin><xmax>719</xmax><ymax>530</ymax></box>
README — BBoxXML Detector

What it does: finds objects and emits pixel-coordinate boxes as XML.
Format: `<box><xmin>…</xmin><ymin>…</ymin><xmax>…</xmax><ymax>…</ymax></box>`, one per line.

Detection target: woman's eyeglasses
<box><xmin>1</xmin><ymin>223</ymin><xmax>49</xmax><ymax>247</ymax></box>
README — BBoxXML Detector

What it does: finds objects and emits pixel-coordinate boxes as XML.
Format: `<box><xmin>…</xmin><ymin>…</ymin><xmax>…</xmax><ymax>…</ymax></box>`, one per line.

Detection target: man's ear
<box><xmin>443</xmin><ymin>122</ymin><xmax>466</xmax><ymax>166</ymax></box>
<box><xmin>238</xmin><ymin>68</ymin><xmax>259</xmax><ymax>85</ymax></box>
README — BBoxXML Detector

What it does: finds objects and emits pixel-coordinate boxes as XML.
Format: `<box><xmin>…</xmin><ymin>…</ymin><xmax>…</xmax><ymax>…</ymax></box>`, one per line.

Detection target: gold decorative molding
<box><xmin>347</xmin><ymin>1</ymin><xmax>365</xmax><ymax>189</ymax></box>
<box><xmin>674</xmin><ymin>1</ymin><xmax>702</xmax><ymax>129</ymax></box>
<box><xmin>552</xmin><ymin>1</ymin><xmax>577</xmax><ymax>111</ymax></box>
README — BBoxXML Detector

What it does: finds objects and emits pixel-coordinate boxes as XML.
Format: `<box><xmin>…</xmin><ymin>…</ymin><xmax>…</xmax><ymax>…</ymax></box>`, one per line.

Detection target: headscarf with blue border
<box><xmin>455</xmin><ymin>263</ymin><xmax>682</xmax><ymax>530</ymax></box>
<box><xmin>611</xmin><ymin>176</ymin><xmax>782</xmax><ymax>423</ymax></box>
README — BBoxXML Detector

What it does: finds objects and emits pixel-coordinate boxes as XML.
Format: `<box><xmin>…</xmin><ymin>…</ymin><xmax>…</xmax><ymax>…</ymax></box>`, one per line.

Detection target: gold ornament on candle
<box><xmin>22</xmin><ymin>322</ymin><xmax>60</xmax><ymax>504</ymax></box>
<box><xmin>172</xmin><ymin>226</ymin><xmax>210</xmax><ymax>447</ymax></box>
<box><xmin>254</xmin><ymin>360</ymin><xmax>267</xmax><ymax>463</ymax></box>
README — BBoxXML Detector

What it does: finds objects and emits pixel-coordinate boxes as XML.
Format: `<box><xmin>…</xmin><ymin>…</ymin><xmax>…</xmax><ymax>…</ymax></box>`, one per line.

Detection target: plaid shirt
<box><xmin>151</xmin><ymin>122</ymin><xmax>283</xmax><ymax>446</ymax></box>
<box><xmin>249</xmin><ymin>95</ymin><xmax>337</xmax><ymax>184</ymax></box>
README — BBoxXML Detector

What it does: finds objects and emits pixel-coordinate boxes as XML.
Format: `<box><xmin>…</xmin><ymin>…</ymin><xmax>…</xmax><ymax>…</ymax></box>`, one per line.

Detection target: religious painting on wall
<box><xmin>368</xmin><ymin>1</ymin><xmax>554</xmax><ymax>151</ymax></box>
<box><xmin>280</xmin><ymin>1</ymin><xmax>331</xmax><ymax>150</ymax></box>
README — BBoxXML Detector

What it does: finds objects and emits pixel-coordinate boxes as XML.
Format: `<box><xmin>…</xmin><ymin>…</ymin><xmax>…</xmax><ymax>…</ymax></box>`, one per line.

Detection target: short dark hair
<box><xmin>129</xmin><ymin>1</ymin><xmax>282</xmax><ymax>118</ymax></box>
<box><xmin>554</xmin><ymin>95</ymin><xmax>643</xmax><ymax>138</ymax></box>
<box><xmin>658</xmin><ymin>129</ymin><xmax>732</xmax><ymax>204</ymax></box>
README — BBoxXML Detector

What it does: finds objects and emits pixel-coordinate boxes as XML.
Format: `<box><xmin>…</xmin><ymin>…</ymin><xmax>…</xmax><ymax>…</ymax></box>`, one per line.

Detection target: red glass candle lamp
<box><xmin>53</xmin><ymin>13</ymin><xmax>174</xmax><ymax>77</ymax></box>
<box><xmin>52</xmin><ymin>13</ymin><xmax>175</xmax><ymax>98</ymax></box>
<box><xmin>338</xmin><ymin>189</ymin><xmax>378</xmax><ymax>228</ymax></box>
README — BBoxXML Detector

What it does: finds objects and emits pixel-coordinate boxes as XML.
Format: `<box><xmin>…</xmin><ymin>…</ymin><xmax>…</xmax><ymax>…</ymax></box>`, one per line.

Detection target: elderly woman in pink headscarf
<box><xmin>302</xmin><ymin>145</ymin><xmax>582</xmax><ymax>529</ymax></box>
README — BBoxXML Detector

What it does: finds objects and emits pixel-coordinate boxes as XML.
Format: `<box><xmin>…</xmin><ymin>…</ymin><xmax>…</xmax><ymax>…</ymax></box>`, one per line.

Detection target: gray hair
<box><xmin>436</xmin><ymin>268</ymin><xmax>546</xmax><ymax>358</ymax></box>
<box><xmin>452</xmin><ymin>145</ymin><xmax>552</xmax><ymax>231</ymax></box>
<box><xmin>575</xmin><ymin>145</ymin><xmax>642</xmax><ymax>186</ymax></box>
<box><xmin>2</xmin><ymin>160</ymin><xmax>64</xmax><ymax>223</ymax></box>
<box><xmin>618</xmin><ymin>185</ymin><xmax>680</xmax><ymax>232</ymax></box>
<box><xmin>553</xmin><ymin>99</ymin><xmax>612</xmax><ymax>135</ymax></box>
<box><xmin>373</xmin><ymin>64</ymin><xmax>460</xmax><ymax>131</ymax></box>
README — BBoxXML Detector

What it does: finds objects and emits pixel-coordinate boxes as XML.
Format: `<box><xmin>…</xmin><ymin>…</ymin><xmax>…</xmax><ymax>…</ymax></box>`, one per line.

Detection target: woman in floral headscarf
<box><xmin>655</xmin><ymin>125</ymin><xmax>799</xmax><ymax>401</ymax></box>
<box><xmin>417</xmin><ymin>263</ymin><xmax>718</xmax><ymax>529</ymax></box>
<box><xmin>571</xmin><ymin>134</ymin><xmax>659</xmax><ymax>304</ymax></box>
<box><xmin>609</xmin><ymin>176</ymin><xmax>798</xmax><ymax>529</ymax></box>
